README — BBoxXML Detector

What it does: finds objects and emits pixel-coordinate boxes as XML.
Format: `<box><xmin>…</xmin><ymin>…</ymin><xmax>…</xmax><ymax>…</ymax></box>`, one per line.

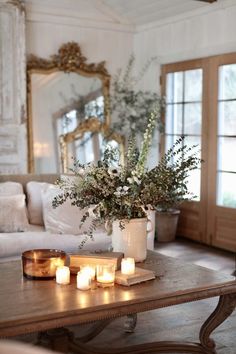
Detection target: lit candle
<box><xmin>56</xmin><ymin>266</ymin><xmax>70</xmax><ymax>285</ymax></box>
<box><xmin>77</xmin><ymin>271</ymin><xmax>91</xmax><ymax>290</ymax></box>
<box><xmin>121</xmin><ymin>258</ymin><xmax>135</xmax><ymax>275</ymax></box>
<box><xmin>80</xmin><ymin>264</ymin><xmax>96</xmax><ymax>280</ymax></box>
<box><xmin>96</xmin><ymin>264</ymin><xmax>115</xmax><ymax>287</ymax></box>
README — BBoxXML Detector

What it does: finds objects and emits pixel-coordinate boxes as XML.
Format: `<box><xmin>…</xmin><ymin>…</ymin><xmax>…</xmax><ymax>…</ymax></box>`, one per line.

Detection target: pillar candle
<box><xmin>121</xmin><ymin>258</ymin><xmax>135</xmax><ymax>275</ymax></box>
<box><xmin>56</xmin><ymin>266</ymin><xmax>70</xmax><ymax>285</ymax></box>
<box><xmin>80</xmin><ymin>264</ymin><xmax>96</xmax><ymax>280</ymax></box>
<box><xmin>77</xmin><ymin>271</ymin><xmax>91</xmax><ymax>290</ymax></box>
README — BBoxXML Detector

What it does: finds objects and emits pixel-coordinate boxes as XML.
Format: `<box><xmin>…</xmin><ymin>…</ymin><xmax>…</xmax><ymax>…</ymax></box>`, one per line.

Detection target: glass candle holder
<box><xmin>22</xmin><ymin>249</ymin><xmax>66</xmax><ymax>280</ymax></box>
<box><xmin>77</xmin><ymin>271</ymin><xmax>91</xmax><ymax>290</ymax></box>
<box><xmin>56</xmin><ymin>266</ymin><xmax>70</xmax><ymax>285</ymax></box>
<box><xmin>96</xmin><ymin>264</ymin><xmax>115</xmax><ymax>287</ymax></box>
<box><xmin>80</xmin><ymin>264</ymin><xmax>96</xmax><ymax>280</ymax></box>
<box><xmin>121</xmin><ymin>258</ymin><xmax>135</xmax><ymax>275</ymax></box>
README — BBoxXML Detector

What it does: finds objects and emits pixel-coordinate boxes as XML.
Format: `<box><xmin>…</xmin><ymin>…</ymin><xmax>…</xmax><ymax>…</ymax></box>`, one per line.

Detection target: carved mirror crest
<box><xmin>27</xmin><ymin>42</ymin><xmax>123</xmax><ymax>173</ymax></box>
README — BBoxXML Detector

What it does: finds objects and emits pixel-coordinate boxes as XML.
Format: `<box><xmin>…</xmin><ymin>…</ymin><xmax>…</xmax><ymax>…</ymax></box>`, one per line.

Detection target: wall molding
<box><xmin>136</xmin><ymin>0</ymin><xmax>236</xmax><ymax>33</ymax></box>
<box><xmin>25</xmin><ymin>4</ymin><xmax>135</xmax><ymax>34</ymax></box>
<box><xmin>0</xmin><ymin>0</ymin><xmax>27</xmax><ymax>173</ymax></box>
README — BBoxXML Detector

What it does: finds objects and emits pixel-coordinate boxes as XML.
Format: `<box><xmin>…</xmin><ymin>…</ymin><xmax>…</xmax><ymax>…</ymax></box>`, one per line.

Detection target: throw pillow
<box><xmin>26</xmin><ymin>181</ymin><xmax>52</xmax><ymax>225</ymax></box>
<box><xmin>0</xmin><ymin>195</ymin><xmax>29</xmax><ymax>232</ymax></box>
<box><xmin>41</xmin><ymin>184</ymin><xmax>93</xmax><ymax>235</ymax></box>
<box><xmin>0</xmin><ymin>182</ymin><xmax>23</xmax><ymax>196</ymax></box>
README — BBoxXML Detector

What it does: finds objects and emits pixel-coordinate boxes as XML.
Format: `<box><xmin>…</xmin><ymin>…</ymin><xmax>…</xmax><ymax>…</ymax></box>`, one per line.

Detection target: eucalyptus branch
<box><xmin>110</xmin><ymin>55</ymin><xmax>164</xmax><ymax>137</ymax></box>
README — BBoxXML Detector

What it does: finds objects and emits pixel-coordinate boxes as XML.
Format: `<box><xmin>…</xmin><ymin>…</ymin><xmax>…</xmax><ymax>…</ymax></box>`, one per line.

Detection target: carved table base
<box><xmin>37</xmin><ymin>294</ymin><xmax>236</xmax><ymax>354</ymax></box>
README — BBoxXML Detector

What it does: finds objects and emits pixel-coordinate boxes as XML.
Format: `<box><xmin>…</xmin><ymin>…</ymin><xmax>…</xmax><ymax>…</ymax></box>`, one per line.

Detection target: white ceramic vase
<box><xmin>111</xmin><ymin>218</ymin><xmax>149</xmax><ymax>262</ymax></box>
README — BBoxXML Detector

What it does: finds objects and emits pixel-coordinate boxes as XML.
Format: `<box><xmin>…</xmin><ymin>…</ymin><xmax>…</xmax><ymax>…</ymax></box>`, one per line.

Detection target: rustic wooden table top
<box><xmin>0</xmin><ymin>251</ymin><xmax>235</xmax><ymax>337</ymax></box>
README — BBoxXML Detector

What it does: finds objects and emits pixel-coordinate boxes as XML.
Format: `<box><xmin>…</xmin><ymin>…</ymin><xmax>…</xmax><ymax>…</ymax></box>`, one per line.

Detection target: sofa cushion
<box><xmin>0</xmin><ymin>195</ymin><xmax>29</xmax><ymax>232</ymax></box>
<box><xmin>0</xmin><ymin>182</ymin><xmax>23</xmax><ymax>196</ymax></box>
<box><xmin>41</xmin><ymin>184</ymin><xmax>95</xmax><ymax>235</ymax></box>
<box><xmin>0</xmin><ymin>227</ymin><xmax>111</xmax><ymax>261</ymax></box>
<box><xmin>26</xmin><ymin>181</ymin><xmax>52</xmax><ymax>225</ymax></box>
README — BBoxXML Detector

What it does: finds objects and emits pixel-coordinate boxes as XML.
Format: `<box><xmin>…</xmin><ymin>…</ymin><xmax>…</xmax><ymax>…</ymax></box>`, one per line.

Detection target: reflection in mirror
<box><xmin>59</xmin><ymin>115</ymin><xmax>124</xmax><ymax>172</ymax></box>
<box><xmin>66</xmin><ymin>132</ymin><xmax>119</xmax><ymax>168</ymax></box>
<box><xmin>31</xmin><ymin>71</ymin><xmax>104</xmax><ymax>173</ymax></box>
<box><xmin>27</xmin><ymin>42</ymin><xmax>123</xmax><ymax>173</ymax></box>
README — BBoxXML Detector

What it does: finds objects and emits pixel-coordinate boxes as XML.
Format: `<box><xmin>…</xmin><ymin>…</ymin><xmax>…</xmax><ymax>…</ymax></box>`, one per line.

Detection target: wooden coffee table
<box><xmin>0</xmin><ymin>251</ymin><xmax>235</xmax><ymax>353</ymax></box>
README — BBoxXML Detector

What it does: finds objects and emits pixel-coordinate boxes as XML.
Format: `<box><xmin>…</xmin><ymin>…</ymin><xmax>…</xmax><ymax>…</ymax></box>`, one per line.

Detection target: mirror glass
<box><xmin>31</xmin><ymin>71</ymin><xmax>104</xmax><ymax>173</ymax></box>
<box><xmin>27</xmin><ymin>42</ymin><xmax>123</xmax><ymax>174</ymax></box>
<box><xmin>66</xmin><ymin>133</ymin><xmax>119</xmax><ymax>170</ymax></box>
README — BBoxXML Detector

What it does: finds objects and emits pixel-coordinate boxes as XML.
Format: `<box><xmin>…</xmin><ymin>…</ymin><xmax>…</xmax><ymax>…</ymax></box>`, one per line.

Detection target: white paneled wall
<box><xmin>134</xmin><ymin>0</ymin><xmax>236</xmax><ymax>92</ymax></box>
<box><xmin>0</xmin><ymin>0</ymin><xmax>26</xmax><ymax>174</ymax></box>
<box><xmin>133</xmin><ymin>0</ymin><xmax>236</xmax><ymax>166</ymax></box>
<box><xmin>25</xmin><ymin>0</ymin><xmax>134</xmax><ymax>77</ymax></box>
<box><xmin>2</xmin><ymin>0</ymin><xmax>236</xmax><ymax>173</ymax></box>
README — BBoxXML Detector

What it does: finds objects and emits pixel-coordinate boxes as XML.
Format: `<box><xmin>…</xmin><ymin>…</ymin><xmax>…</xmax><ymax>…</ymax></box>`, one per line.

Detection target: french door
<box><xmin>161</xmin><ymin>54</ymin><xmax>236</xmax><ymax>252</ymax></box>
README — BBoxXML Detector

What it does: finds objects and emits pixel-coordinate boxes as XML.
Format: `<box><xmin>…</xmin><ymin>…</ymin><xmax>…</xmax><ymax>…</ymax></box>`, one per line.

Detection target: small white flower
<box><xmin>88</xmin><ymin>206</ymin><xmax>96</xmax><ymax>218</ymax></box>
<box><xmin>114</xmin><ymin>186</ymin><xmax>122</xmax><ymax>197</ymax></box>
<box><xmin>127</xmin><ymin>177</ymin><xmax>133</xmax><ymax>184</ymax></box>
<box><xmin>78</xmin><ymin>168</ymin><xmax>85</xmax><ymax>176</ymax></box>
<box><xmin>108</xmin><ymin>168</ymin><xmax>119</xmax><ymax>176</ymax></box>
<box><xmin>114</xmin><ymin>186</ymin><xmax>129</xmax><ymax>196</ymax></box>
<box><xmin>123</xmin><ymin>186</ymin><xmax>129</xmax><ymax>192</ymax></box>
<box><xmin>133</xmin><ymin>176</ymin><xmax>141</xmax><ymax>185</ymax></box>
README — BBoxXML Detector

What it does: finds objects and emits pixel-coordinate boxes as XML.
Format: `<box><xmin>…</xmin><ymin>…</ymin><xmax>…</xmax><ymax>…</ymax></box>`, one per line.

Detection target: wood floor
<box><xmin>87</xmin><ymin>238</ymin><xmax>236</xmax><ymax>354</ymax></box>
<box><xmin>14</xmin><ymin>238</ymin><xmax>236</xmax><ymax>353</ymax></box>
<box><xmin>155</xmin><ymin>237</ymin><xmax>236</xmax><ymax>275</ymax></box>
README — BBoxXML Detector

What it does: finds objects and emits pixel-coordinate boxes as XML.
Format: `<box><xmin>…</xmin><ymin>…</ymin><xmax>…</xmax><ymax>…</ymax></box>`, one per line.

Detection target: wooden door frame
<box><xmin>161</xmin><ymin>59</ymin><xmax>209</xmax><ymax>243</ymax></box>
<box><xmin>207</xmin><ymin>53</ymin><xmax>236</xmax><ymax>251</ymax></box>
<box><xmin>161</xmin><ymin>53</ymin><xmax>236</xmax><ymax>250</ymax></box>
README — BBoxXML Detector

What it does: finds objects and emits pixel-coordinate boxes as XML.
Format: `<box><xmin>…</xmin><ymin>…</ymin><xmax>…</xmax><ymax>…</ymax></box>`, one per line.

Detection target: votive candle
<box><xmin>77</xmin><ymin>271</ymin><xmax>91</xmax><ymax>290</ymax></box>
<box><xmin>96</xmin><ymin>264</ymin><xmax>115</xmax><ymax>287</ymax></box>
<box><xmin>56</xmin><ymin>266</ymin><xmax>70</xmax><ymax>285</ymax></box>
<box><xmin>80</xmin><ymin>264</ymin><xmax>96</xmax><ymax>280</ymax></box>
<box><xmin>121</xmin><ymin>258</ymin><xmax>135</xmax><ymax>275</ymax></box>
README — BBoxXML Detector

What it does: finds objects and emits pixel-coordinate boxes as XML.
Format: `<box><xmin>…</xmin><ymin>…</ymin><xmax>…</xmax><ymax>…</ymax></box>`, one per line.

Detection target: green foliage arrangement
<box><xmin>110</xmin><ymin>55</ymin><xmax>164</xmax><ymax>137</ymax></box>
<box><xmin>53</xmin><ymin>103</ymin><xmax>201</xmax><ymax>243</ymax></box>
<box><xmin>141</xmin><ymin>138</ymin><xmax>201</xmax><ymax>212</ymax></box>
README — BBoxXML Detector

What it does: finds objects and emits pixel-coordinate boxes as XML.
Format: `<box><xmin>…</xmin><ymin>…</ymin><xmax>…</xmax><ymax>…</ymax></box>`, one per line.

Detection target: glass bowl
<box><xmin>22</xmin><ymin>249</ymin><xmax>66</xmax><ymax>280</ymax></box>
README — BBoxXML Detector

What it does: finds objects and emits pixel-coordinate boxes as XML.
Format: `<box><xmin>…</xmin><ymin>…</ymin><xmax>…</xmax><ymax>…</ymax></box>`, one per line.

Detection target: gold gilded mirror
<box><xmin>27</xmin><ymin>42</ymin><xmax>124</xmax><ymax>173</ymax></box>
<box><xmin>60</xmin><ymin>117</ymin><xmax>125</xmax><ymax>172</ymax></box>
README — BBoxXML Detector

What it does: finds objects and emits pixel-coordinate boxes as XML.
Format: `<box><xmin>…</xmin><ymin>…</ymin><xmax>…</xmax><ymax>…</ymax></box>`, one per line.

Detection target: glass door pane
<box><xmin>217</xmin><ymin>64</ymin><xmax>236</xmax><ymax>208</ymax></box>
<box><xmin>165</xmin><ymin>68</ymin><xmax>203</xmax><ymax>200</ymax></box>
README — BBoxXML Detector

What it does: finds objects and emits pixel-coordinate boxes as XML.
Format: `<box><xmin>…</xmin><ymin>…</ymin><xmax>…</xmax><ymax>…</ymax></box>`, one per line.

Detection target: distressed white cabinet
<box><xmin>0</xmin><ymin>0</ymin><xmax>26</xmax><ymax>174</ymax></box>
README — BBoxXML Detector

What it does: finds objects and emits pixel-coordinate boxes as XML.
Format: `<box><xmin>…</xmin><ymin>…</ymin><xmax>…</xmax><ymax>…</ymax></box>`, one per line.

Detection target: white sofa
<box><xmin>0</xmin><ymin>174</ymin><xmax>112</xmax><ymax>262</ymax></box>
<box><xmin>0</xmin><ymin>174</ymin><xmax>155</xmax><ymax>263</ymax></box>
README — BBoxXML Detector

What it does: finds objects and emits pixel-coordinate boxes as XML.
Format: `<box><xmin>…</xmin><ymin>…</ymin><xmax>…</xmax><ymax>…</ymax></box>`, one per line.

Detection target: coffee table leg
<box><xmin>124</xmin><ymin>314</ymin><xmax>137</xmax><ymax>333</ymax></box>
<box><xmin>77</xmin><ymin>319</ymin><xmax>114</xmax><ymax>343</ymax></box>
<box><xmin>36</xmin><ymin>328</ymin><xmax>73</xmax><ymax>352</ymax></box>
<box><xmin>199</xmin><ymin>293</ymin><xmax>236</xmax><ymax>353</ymax></box>
<box><xmin>35</xmin><ymin>294</ymin><xmax>236</xmax><ymax>354</ymax></box>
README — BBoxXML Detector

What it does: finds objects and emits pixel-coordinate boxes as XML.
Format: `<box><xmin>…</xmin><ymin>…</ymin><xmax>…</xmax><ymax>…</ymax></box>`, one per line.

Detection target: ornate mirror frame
<box><xmin>60</xmin><ymin>117</ymin><xmax>125</xmax><ymax>172</ymax></box>
<box><xmin>27</xmin><ymin>42</ymin><xmax>116</xmax><ymax>173</ymax></box>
